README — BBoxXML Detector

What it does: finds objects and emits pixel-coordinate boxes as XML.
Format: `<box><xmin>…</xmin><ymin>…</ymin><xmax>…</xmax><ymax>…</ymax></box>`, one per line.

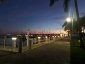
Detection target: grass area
<box><xmin>71</xmin><ymin>41</ymin><xmax>85</xmax><ymax>64</ymax></box>
<box><xmin>56</xmin><ymin>37</ymin><xmax>70</xmax><ymax>41</ymax></box>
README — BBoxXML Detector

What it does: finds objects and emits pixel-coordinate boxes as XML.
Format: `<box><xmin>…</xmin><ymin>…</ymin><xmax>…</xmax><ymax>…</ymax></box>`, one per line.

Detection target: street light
<box><xmin>66</xmin><ymin>17</ymin><xmax>73</xmax><ymax>40</ymax></box>
<box><xmin>12</xmin><ymin>37</ymin><xmax>17</xmax><ymax>41</ymax></box>
<box><xmin>45</xmin><ymin>36</ymin><xmax>48</xmax><ymax>39</ymax></box>
<box><xmin>66</xmin><ymin>17</ymin><xmax>73</xmax><ymax>29</ymax></box>
<box><xmin>38</xmin><ymin>36</ymin><xmax>41</xmax><ymax>43</ymax></box>
<box><xmin>12</xmin><ymin>37</ymin><xmax>17</xmax><ymax>48</ymax></box>
<box><xmin>66</xmin><ymin>17</ymin><xmax>72</xmax><ymax>22</ymax></box>
<box><xmin>38</xmin><ymin>36</ymin><xmax>41</xmax><ymax>39</ymax></box>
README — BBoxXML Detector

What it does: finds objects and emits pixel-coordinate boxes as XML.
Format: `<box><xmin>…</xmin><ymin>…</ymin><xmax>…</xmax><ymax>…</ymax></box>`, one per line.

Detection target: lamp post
<box><xmin>12</xmin><ymin>37</ymin><xmax>17</xmax><ymax>48</ymax></box>
<box><xmin>45</xmin><ymin>36</ymin><xmax>48</xmax><ymax>43</ymax></box>
<box><xmin>66</xmin><ymin>17</ymin><xmax>73</xmax><ymax>40</ymax></box>
<box><xmin>66</xmin><ymin>17</ymin><xmax>73</xmax><ymax>32</ymax></box>
<box><xmin>38</xmin><ymin>36</ymin><xmax>41</xmax><ymax>43</ymax></box>
<box><xmin>66</xmin><ymin>17</ymin><xmax>72</xmax><ymax>22</ymax></box>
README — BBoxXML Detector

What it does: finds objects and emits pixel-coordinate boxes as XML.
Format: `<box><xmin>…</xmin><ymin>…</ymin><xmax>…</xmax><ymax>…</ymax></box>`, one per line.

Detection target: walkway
<box><xmin>0</xmin><ymin>41</ymin><xmax>70</xmax><ymax>64</ymax></box>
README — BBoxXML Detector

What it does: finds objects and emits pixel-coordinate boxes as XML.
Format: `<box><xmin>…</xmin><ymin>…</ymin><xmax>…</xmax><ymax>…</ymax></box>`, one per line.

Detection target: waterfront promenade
<box><xmin>0</xmin><ymin>40</ymin><xmax>70</xmax><ymax>64</ymax></box>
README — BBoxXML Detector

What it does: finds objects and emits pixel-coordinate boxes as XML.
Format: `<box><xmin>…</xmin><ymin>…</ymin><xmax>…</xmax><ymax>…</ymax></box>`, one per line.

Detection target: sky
<box><xmin>0</xmin><ymin>0</ymin><xmax>85</xmax><ymax>34</ymax></box>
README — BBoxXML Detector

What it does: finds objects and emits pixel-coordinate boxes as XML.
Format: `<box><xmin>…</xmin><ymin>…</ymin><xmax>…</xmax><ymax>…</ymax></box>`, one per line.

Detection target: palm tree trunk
<box><xmin>74</xmin><ymin>0</ymin><xmax>79</xmax><ymax>19</ymax></box>
<box><xmin>74</xmin><ymin>0</ymin><xmax>84</xmax><ymax>48</ymax></box>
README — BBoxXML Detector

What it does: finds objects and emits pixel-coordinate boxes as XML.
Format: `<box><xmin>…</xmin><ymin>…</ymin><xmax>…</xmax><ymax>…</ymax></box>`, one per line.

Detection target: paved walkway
<box><xmin>0</xmin><ymin>41</ymin><xmax>70</xmax><ymax>64</ymax></box>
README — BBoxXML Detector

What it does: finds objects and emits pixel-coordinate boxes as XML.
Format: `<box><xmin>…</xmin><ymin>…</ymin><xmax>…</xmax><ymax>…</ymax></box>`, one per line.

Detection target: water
<box><xmin>0</xmin><ymin>38</ymin><xmax>27</xmax><ymax>47</ymax></box>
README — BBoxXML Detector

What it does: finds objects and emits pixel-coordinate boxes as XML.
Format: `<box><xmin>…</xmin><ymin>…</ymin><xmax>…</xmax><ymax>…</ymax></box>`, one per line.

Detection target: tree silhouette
<box><xmin>0</xmin><ymin>0</ymin><xmax>4</xmax><ymax>4</ymax></box>
<box><xmin>50</xmin><ymin>0</ymin><xmax>84</xmax><ymax>48</ymax></box>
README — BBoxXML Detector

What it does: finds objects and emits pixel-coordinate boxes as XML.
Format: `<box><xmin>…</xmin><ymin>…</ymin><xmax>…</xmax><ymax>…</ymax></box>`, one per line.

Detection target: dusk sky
<box><xmin>0</xmin><ymin>0</ymin><xmax>85</xmax><ymax>33</ymax></box>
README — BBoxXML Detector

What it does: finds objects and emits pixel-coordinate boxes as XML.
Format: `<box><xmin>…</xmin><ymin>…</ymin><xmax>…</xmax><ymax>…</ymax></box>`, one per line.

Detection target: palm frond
<box><xmin>63</xmin><ymin>0</ymin><xmax>70</xmax><ymax>12</ymax></box>
<box><xmin>50</xmin><ymin>0</ymin><xmax>58</xmax><ymax>6</ymax></box>
<box><xmin>62</xmin><ymin>22</ymin><xmax>67</xmax><ymax>27</ymax></box>
<box><xmin>0</xmin><ymin>0</ymin><xmax>4</xmax><ymax>4</ymax></box>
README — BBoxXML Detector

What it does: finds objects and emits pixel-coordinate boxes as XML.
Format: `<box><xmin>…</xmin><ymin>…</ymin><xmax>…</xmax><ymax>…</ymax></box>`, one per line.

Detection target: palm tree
<box><xmin>80</xmin><ymin>16</ymin><xmax>85</xmax><ymax>29</ymax></box>
<box><xmin>62</xmin><ymin>21</ymin><xmax>71</xmax><ymax>31</ymax></box>
<box><xmin>50</xmin><ymin>0</ymin><xmax>84</xmax><ymax>48</ymax></box>
<box><xmin>50</xmin><ymin>0</ymin><xmax>70</xmax><ymax>12</ymax></box>
<box><xmin>62</xmin><ymin>19</ymin><xmax>79</xmax><ymax>38</ymax></box>
<box><xmin>0</xmin><ymin>0</ymin><xmax>4</xmax><ymax>4</ymax></box>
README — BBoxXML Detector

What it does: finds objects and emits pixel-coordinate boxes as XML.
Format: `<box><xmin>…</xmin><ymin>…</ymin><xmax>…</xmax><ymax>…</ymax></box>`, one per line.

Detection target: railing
<box><xmin>0</xmin><ymin>37</ymin><xmax>54</xmax><ymax>53</ymax></box>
